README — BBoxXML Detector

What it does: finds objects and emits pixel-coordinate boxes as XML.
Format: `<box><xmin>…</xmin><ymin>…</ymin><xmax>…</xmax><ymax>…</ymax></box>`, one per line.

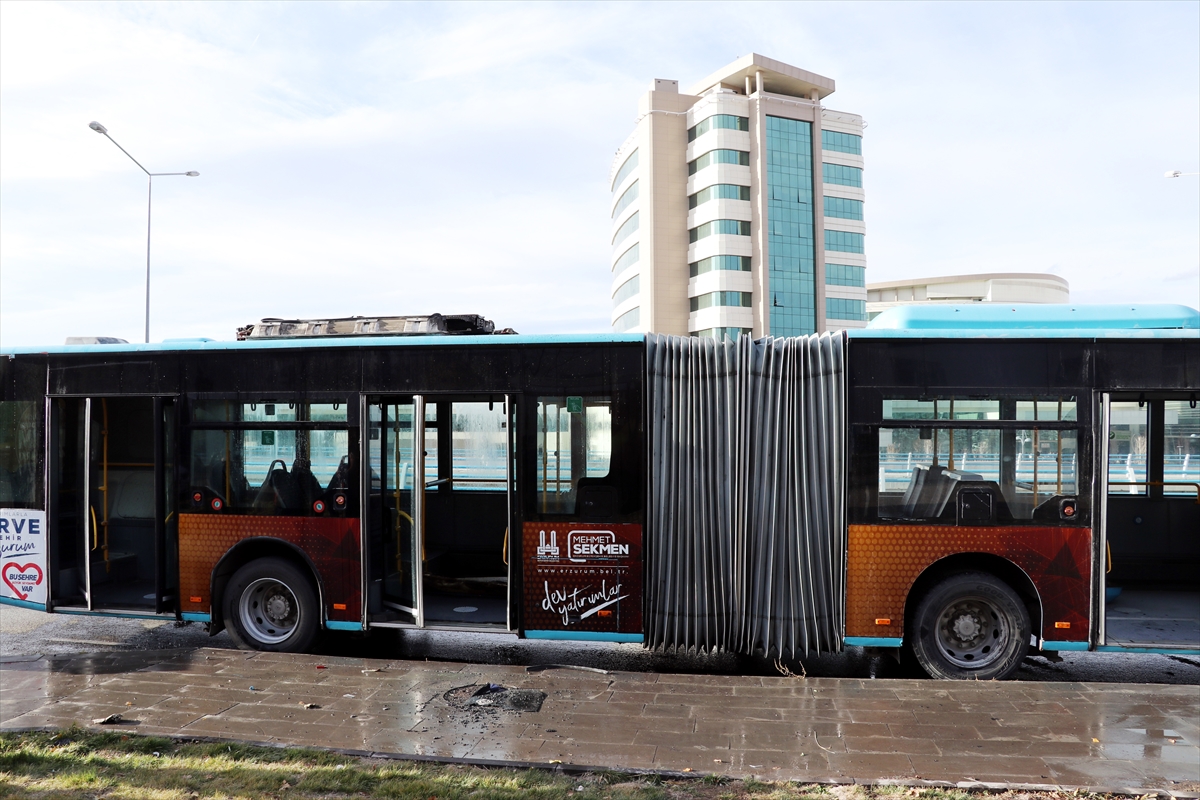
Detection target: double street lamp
<box><xmin>89</xmin><ymin>121</ymin><xmax>198</xmax><ymax>343</ymax></box>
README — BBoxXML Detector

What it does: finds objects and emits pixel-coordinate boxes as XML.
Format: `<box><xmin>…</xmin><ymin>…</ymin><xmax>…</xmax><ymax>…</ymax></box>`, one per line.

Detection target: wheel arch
<box><xmin>209</xmin><ymin>537</ymin><xmax>325</xmax><ymax>635</ymax></box>
<box><xmin>903</xmin><ymin>552</ymin><xmax>1042</xmax><ymax>644</ymax></box>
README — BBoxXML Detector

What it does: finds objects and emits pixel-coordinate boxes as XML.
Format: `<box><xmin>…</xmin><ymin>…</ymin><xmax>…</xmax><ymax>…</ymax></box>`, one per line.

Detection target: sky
<box><xmin>1</xmin><ymin>1</ymin><xmax>1197</xmax><ymax>347</ymax></box>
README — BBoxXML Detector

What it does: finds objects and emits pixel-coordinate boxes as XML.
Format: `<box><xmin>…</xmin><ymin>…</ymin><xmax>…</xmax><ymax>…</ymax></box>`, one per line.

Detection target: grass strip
<box><xmin>0</xmin><ymin>728</ymin><xmax>1118</xmax><ymax>800</ymax></box>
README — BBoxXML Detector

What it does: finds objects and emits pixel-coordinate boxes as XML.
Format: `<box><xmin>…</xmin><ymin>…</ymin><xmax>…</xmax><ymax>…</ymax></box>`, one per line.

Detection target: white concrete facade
<box><xmin>609</xmin><ymin>55</ymin><xmax>867</xmax><ymax>337</ymax></box>
<box><xmin>866</xmin><ymin>273</ymin><xmax>1071</xmax><ymax>320</ymax></box>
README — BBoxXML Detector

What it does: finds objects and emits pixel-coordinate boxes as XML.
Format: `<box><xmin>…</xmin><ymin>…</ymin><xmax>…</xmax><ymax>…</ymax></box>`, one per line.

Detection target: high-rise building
<box><xmin>609</xmin><ymin>54</ymin><xmax>867</xmax><ymax>338</ymax></box>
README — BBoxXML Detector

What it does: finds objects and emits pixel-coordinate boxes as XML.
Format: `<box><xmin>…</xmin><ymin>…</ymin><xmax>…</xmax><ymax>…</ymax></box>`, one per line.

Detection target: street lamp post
<box><xmin>89</xmin><ymin>121</ymin><xmax>198</xmax><ymax>343</ymax></box>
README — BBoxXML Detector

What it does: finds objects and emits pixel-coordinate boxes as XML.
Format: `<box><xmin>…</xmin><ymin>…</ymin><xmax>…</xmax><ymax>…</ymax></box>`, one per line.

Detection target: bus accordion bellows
<box><xmin>1</xmin><ymin>303</ymin><xmax>1196</xmax><ymax>681</ymax></box>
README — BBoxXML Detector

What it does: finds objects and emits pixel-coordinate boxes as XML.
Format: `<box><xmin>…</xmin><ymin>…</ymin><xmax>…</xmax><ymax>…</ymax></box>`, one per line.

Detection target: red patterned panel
<box><xmin>847</xmin><ymin>525</ymin><xmax>1091</xmax><ymax>643</ymax></box>
<box><xmin>179</xmin><ymin>514</ymin><xmax>361</xmax><ymax>622</ymax></box>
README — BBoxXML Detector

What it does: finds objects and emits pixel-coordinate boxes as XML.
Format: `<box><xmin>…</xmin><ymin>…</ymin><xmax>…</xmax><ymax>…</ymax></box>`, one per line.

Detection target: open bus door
<box><xmin>367</xmin><ymin>395</ymin><xmax>514</xmax><ymax>632</ymax></box>
<box><xmin>1099</xmin><ymin>393</ymin><xmax>1200</xmax><ymax>652</ymax></box>
<box><xmin>47</xmin><ymin>396</ymin><xmax>178</xmax><ymax>614</ymax></box>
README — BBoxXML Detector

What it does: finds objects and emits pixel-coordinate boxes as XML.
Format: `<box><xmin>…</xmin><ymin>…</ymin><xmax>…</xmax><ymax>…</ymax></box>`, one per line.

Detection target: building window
<box><xmin>689</xmin><ymin>184</ymin><xmax>750</xmax><ymax>208</ymax></box>
<box><xmin>823</xmin><ymin>195</ymin><xmax>863</xmax><ymax>220</ymax></box>
<box><xmin>826</xmin><ymin>298</ymin><xmax>867</xmax><ymax>321</ymax></box>
<box><xmin>612</xmin><ymin>242</ymin><xmax>639</xmax><ymax>274</ymax></box>
<box><xmin>612</xmin><ymin>306</ymin><xmax>640</xmax><ymax>332</ymax></box>
<box><xmin>612</xmin><ymin>180</ymin><xmax>638</xmax><ymax>219</ymax></box>
<box><xmin>825</xmin><ymin>229</ymin><xmax>865</xmax><ymax>253</ymax></box>
<box><xmin>688</xmin><ymin>149</ymin><xmax>750</xmax><ymax>176</ymax></box>
<box><xmin>825</xmin><ymin>263</ymin><xmax>865</xmax><ymax>287</ymax></box>
<box><xmin>688</xmin><ymin>114</ymin><xmax>749</xmax><ymax>141</ymax></box>
<box><xmin>690</xmin><ymin>291</ymin><xmax>752</xmax><ymax>312</ymax></box>
<box><xmin>821</xmin><ymin>129</ymin><xmax>862</xmax><ymax>155</ymax></box>
<box><xmin>694</xmin><ymin>327</ymin><xmax>752</xmax><ymax>341</ymax></box>
<box><xmin>612</xmin><ymin>149</ymin><xmax>638</xmax><ymax>192</ymax></box>
<box><xmin>612</xmin><ymin>274</ymin><xmax>639</xmax><ymax>307</ymax></box>
<box><xmin>612</xmin><ymin>211</ymin><xmax>639</xmax><ymax>247</ymax></box>
<box><xmin>690</xmin><ymin>255</ymin><xmax>752</xmax><ymax>277</ymax></box>
<box><xmin>766</xmin><ymin>116</ymin><xmax>816</xmax><ymax>337</ymax></box>
<box><xmin>823</xmin><ymin>163</ymin><xmax>863</xmax><ymax>187</ymax></box>
<box><xmin>689</xmin><ymin>219</ymin><xmax>751</xmax><ymax>243</ymax></box>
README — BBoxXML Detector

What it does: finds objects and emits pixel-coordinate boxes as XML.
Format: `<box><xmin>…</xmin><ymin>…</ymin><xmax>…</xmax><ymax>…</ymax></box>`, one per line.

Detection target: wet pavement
<box><xmin>2</xmin><ymin>646</ymin><xmax>1198</xmax><ymax>794</ymax></box>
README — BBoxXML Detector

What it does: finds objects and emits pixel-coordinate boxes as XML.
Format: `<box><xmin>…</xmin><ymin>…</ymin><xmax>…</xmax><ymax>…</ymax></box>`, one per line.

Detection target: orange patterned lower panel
<box><xmin>179</xmin><ymin>514</ymin><xmax>361</xmax><ymax>622</ymax></box>
<box><xmin>847</xmin><ymin>524</ymin><xmax>1091</xmax><ymax>642</ymax></box>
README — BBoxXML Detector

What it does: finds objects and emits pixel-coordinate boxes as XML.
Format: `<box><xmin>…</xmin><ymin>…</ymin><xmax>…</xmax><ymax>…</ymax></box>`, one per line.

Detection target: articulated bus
<box><xmin>1</xmin><ymin>305</ymin><xmax>1196</xmax><ymax>680</ymax></box>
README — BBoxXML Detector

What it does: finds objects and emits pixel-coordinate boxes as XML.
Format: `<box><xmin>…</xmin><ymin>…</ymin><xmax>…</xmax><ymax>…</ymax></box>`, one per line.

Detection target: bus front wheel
<box><xmin>223</xmin><ymin>557</ymin><xmax>319</xmax><ymax>653</ymax></box>
<box><xmin>909</xmin><ymin>571</ymin><xmax>1030</xmax><ymax>681</ymax></box>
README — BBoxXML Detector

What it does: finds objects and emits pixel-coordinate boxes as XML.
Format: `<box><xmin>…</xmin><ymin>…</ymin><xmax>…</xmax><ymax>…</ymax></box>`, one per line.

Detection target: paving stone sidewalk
<box><xmin>1</xmin><ymin>647</ymin><xmax>1197</xmax><ymax>794</ymax></box>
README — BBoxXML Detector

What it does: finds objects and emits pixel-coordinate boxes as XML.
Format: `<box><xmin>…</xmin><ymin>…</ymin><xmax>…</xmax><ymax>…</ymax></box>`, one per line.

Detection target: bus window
<box><xmin>1163</xmin><ymin>400</ymin><xmax>1200</xmax><ymax>495</ymax></box>
<box><xmin>451</xmin><ymin>402</ymin><xmax>507</xmax><ymax>491</ymax></box>
<box><xmin>879</xmin><ymin>396</ymin><xmax>1080</xmax><ymax>523</ymax></box>
<box><xmin>536</xmin><ymin>397</ymin><xmax>612</xmax><ymax>514</ymax></box>
<box><xmin>0</xmin><ymin>401</ymin><xmax>41</xmax><ymax>507</ymax></box>
<box><xmin>1108</xmin><ymin>402</ymin><xmax>1148</xmax><ymax>495</ymax></box>
<box><xmin>186</xmin><ymin>400</ymin><xmax>354</xmax><ymax>517</ymax></box>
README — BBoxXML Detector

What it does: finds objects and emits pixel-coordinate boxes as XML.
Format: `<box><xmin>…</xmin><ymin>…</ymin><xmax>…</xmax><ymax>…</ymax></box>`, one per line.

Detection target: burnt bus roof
<box><xmin>1</xmin><ymin>333</ymin><xmax>646</xmax><ymax>357</ymax></box>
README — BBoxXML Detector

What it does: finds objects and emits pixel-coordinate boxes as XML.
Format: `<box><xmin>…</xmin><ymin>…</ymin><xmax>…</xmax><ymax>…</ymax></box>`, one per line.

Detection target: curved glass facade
<box><xmin>612</xmin><ymin>274</ymin><xmax>640</xmax><ymax>306</ymax></box>
<box><xmin>612</xmin><ymin>211</ymin><xmax>639</xmax><ymax>247</ymax></box>
<box><xmin>825</xmin><ymin>229</ymin><xmax>865</xmax><ymax>253</ymax></box>
<box><xmin>689</xmin><ymin>183</ymin><xmax>750</xmax><ymax>209</ymax></box>
<box><xmin>688</xmin><ymin>149</ymin><xmax>750</xmax><ymax>176</ymax></box>
<box><xmin>690</xmin><ymin>291</ymin><xmax>752</xmax><ymax>312</ymax></box>
<box><xmin>766</xmin><ymin>116</ymin><xmax>815</xmax><ymax>336</ymax></box>
<box><xmin>824</xmin><ymin>196</ymin><xmax>863</xmax><ymax>220</ymax></box>
<box><xmin>823</xmin><ymin>163</ymin><xmax>863</xmax><ymax>187</ymax></box>
<box><xmin>687</xmin><ymin>114</ymin><xmax>749</xmax><ymax>142</ymax></box>
<box><xmin>689</xmin><ymin>219</ymin><xmax>750</xmax><ymax>243</ymax></box>
<box><xmin>690</xmin><ymin>254</ymin><xmax>752</xmax><ymax>277</ymax></box>
<box><xmin>612</xmin><ymin>242</ymin><xmax>639</xmax><ymax>274</ymax></box>
<box><xmin>612</xmin><ymin>306</ymin><xmax>640</xmax><ymax>332</ymax></box>
<box><xmin>612</xmin><ymin>180</ymin><xmax>639</xmax><ymax>219</ymax></box>
<box><xmin>825</xmin><ymin>263</ymin><xmax>865</xmax><ymax>287</ymax></box>
<box><xmin>826</xmin><ymin>297</ymin><xmax>867</xmax><ymax>321</ymax></box>
<box><xmin>611</xmin><ymin>149</ymin><xmax>638</xmax><ymax>192</ymax></box>
<box><xmin>821</xmin><ymin>129</ymin><xmax>862</xmax><ymax>155</ymax></box>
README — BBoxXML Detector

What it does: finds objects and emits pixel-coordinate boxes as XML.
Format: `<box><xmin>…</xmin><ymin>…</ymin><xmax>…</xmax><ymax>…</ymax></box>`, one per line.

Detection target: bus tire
<box><xmin>223</xmin><ymin>557</ymin><xmax>319</xmax><ymax>653</ymax></box>
<box><xmin>909</xmin><ymin>571</ymin><xmax>1029</xmax><ymax>681</ymax></box>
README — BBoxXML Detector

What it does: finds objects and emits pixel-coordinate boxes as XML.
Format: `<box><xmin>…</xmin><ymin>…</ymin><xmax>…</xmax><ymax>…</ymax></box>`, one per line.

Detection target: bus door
<box><xmin>367</xmin><ymin>395</ymin><xmax>514</xmax><ymax>630</ymax></box>
<box><xmin>1101</xmin><ymin>394</ymin><xmax>1200</xmax><ymax>650</ymax></box>
<box><xmin>48</xmin><ymin>396</ymin><xmax>178</xmax><ymax>613</ymax></box>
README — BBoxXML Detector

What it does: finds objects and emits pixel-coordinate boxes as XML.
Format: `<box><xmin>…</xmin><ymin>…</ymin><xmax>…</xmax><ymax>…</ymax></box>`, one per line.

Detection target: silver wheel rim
<box><xmin>238</xmin><ymin>577</ymin><xmax>300</xmax><ymax>645</ymax></box>
<box><xmin>934</xmin><ymin>594</ymin><xmax>1009</xmax><ymax>669</ymax></box>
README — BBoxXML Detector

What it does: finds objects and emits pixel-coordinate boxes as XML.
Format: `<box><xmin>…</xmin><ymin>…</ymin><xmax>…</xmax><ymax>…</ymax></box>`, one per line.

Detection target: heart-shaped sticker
<box><xmin>2</xmin><ymin>562</ymin><xmax>44</xmax><ymax>601</ymax></box>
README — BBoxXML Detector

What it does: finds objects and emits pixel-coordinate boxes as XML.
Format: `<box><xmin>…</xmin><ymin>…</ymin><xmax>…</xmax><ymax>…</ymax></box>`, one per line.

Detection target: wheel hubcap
<box><xmin>935</xmin><ymin>596</ymin><xmax>1009</xmax><ymax>669</ymax></box>
<box><xmin>239</xmin><ymin>578</ymin><xmax>300</xmax><ymax>645</ymax></box>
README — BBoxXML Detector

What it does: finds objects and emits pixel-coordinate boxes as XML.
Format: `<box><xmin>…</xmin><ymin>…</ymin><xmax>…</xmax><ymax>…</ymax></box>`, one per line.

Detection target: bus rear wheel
<box><xmin>224</xmin><ymin>557</ymin><xmax>319</xmax><ymax>653</ymax></box>
<box><xmin>909</xmin><ymin>571</ymin><xmax>1030</xmax><ymax>681</ymax></box>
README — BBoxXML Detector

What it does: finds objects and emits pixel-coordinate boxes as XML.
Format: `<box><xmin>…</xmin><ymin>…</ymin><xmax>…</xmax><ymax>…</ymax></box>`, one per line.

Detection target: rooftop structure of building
<box><xmin>866</xmin><ymin>272</ymin><xmax>1070</xmax><ymax>320</ymax></box>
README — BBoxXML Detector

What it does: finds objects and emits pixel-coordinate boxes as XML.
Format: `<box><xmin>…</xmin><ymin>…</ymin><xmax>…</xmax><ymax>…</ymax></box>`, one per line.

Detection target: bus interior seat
<box><xmin>900</xmin><ymin>466</ymin><xmax>986</xmax><ymax>519</ymax></box>
<box><xmin>254</xmin><ymin>460</ymin><xmax>303</xmax><ymax>512</ymax></box>
<box><xmin>900</xmin><ymin>465</ymin><xmax>940</xmax><ymax>518</ymax></box>
<box><xmin>327</xmin><ymin>455</ymin><xmax>351</xmax><ymax>489</ymax></box>
<box><xmin>576</xmin><ymin>477</ymin><xmax>618</xmax><ymax>519</ymax></box>
<box><xmin>291</xmin><ymin>457</ymin><xmax>323</xmax><ymax>506</ymax></box>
